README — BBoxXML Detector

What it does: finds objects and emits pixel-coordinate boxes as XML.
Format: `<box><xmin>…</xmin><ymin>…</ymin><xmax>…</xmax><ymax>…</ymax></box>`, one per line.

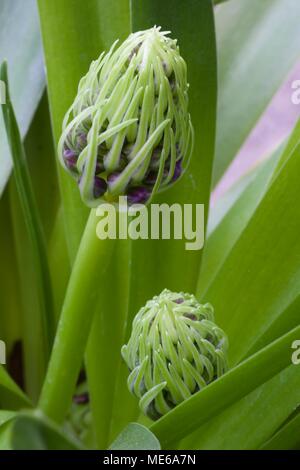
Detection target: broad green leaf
<box><xmin>48</xmin><ymin>206</ymin><xmax>70</xmax><ymax>321</ymax></box>
<box><xmin>0</xmin><ymin>412</ymin><xmax>81</xmax><ymax>450</ymax></box>
<box><xmin>25</xmin><ymin>94</ymin><xmax>60</xmax><ymax>243</ymax></box>
<box><xmin>198</xmin><ymin>150</ymin><xmax>281</xmax><ymax>297</ymax></box>
<box><xmin>207</xmin><ymin>143</ymin><xmax>284</xmax><ymax>237</ymax></box>
<box><xmin>0</xmin><ymin>365</ymin><xmax>31</xmax><ymax>410</ymax></box>
<box><xmin>272</xmin><ymin>119</ymin><xmax>300</xmax><ymax>180</ymax></box>
<box><xmin>180</xmin><ymin>364</ymin><xmax>300</xmax><ymax>450</ymax></box>
<box><xmin>261</xmin><ymin>413</ymin><xmax>300</xmax><ymax>450</ymax></box>
<box><xmin>0</xmin><ymin>189</ymin><xmax>22</xmax><ymax>351</ymax></box>
<box><xmin>214</xmin><ymin>0</ymin><xmax>300</xmax><ymax>184</ymax></box>
<box><xmin>150</xmin><ymin>325</ymin><xmax>300</xmax><ymax>448</ymax></box>
<box><xmin>110</xmin><ymin>0</ymin><xmax>218</xmax><ymax>438</ymax></box>
<box><xmin>110</xmin><ymin>423</ymin><xmax>160</xmax><ymax>450</ymax></box>
<box><xmin>37</xmin><ymin>0</ymin><xmax>130</xmax><ymax>260</ymax></box>
<box><xmin>1</xmin><ymin>63</ymin><xmax>55</xmax><ymax>396</ymax></box>
<box><xmin>129</xmin><ymin>0</ymin><xmax>217</xmax><ymax>308</ymax></box>
<box><xmin>202</xmin><ymin>137</ymin><xmax>300</xmax><ymax>365</ymax></box>
<box><xmin>0</xmin><ymin>0</ymin><xmax>44</xmax><ymax>195</ymax></box>
<box><xmin>0</xmin><ymin>411</ymin><xmax>15</xmax><ymax>426</ymax></box>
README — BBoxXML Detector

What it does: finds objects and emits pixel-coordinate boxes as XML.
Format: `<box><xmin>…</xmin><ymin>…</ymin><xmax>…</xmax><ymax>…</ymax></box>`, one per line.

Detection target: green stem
<box><xmin>38</xmin><ymin>209</ymin><xmax>115</xmax><ymax>423</ymax></box>
<box><xmin>86</xmin><ymin>238</ymin><xmax>131</xmax><ymax>449</ymax></box>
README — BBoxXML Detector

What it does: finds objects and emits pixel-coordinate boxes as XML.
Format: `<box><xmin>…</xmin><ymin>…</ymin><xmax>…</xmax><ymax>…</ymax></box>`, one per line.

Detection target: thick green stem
<box><xmin>38</xmin><ymin>209</ymin><xmax>115</xmax><ymax>422</ymax></box>
<box><xmin>86</xmin><ymin>238</ymin><xmax>131</xmax><ymax>449</ymax></box>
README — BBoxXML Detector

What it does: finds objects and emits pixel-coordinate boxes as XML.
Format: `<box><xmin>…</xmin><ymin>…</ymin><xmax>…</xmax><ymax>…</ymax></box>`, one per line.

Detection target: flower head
<box><xmin>58</xmin><ymin>27</ymin><xmax>194</xmax><ymax>207</ymax></box>
<box><xmin>121</xmin><ymin>289</ymin><xmax>228</xmax><ymax>420</ymax></box>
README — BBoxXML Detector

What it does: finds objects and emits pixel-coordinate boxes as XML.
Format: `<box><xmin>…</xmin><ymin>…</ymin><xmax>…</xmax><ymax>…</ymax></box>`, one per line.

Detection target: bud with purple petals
<box><xmin>58</xmin><ymin>27</ymin><xmax>194</xmax><ymax>207</ymax></box>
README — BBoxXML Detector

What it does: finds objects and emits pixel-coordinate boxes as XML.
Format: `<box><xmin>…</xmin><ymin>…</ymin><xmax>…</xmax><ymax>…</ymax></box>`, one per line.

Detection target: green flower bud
<box><xmin>66</xmin><ymin>382</ymin><xmax>92</xmax><ymax>444</ymax></box>
<box><xmin>58</xmin><ymin>26</ymin><xmax>194</xmax><ymax>207</ymax></box>
<box><xmin>121</xmin><ymin>289</ymin><xmax>228</xmax><ymax>420</ymax></box>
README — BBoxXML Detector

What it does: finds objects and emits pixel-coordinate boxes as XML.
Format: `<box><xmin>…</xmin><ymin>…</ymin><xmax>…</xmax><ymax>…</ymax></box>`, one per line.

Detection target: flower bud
<box><xmin>67</xmin><ymin>382</ymin><xmax>91</xmax><ymax>443</ymax></box>
<box><xmin>121</xmin><ymin>289</ymin><xmax>228</xmax><ymax>420</ymax></box>
<box><xmin>58</xmin><ymin>27</ymin><xmax>194</xmax><ymax>207</ymax></box>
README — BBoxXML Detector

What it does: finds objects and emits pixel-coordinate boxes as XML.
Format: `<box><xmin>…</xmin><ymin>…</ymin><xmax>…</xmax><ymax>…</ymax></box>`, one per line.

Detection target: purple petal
<box><xmin>94</xmin><ymin>176</ymin><xmax>107</xmax><ymax>198</ymax></box>
<box><xmin>127</xmin><ymin>186</ymin><xmax>150</xmax><ymax>205</ymax></box>
<box><xmin>73</xmin><ymin>392</ymin><xmax>89</xmax><ymax>405</ymax></box>
<box><xmin>172</xmin><ymin>159</ymin><xmax>182</xmax><ymax>181</ymax></box>
<box><xmin>63</xmin><ymin>148</ymin><xmax>77</xmax><ymax>171</ymax></box>
<box><xmin>107</xmin><ymin>172</ymin><xmax>121</xmax><ymax>185</ymax></box>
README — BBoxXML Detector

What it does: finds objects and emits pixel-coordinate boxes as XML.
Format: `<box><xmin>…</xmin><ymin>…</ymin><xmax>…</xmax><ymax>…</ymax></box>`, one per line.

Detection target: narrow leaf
<box><xmin>0</xmin><ymin>62</ymin><xmax>55</xmax><ymax>376</ymax></box>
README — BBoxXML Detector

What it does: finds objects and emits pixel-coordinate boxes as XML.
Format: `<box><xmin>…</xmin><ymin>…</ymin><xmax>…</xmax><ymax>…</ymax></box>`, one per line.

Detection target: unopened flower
<box><xmin>121</xmin><ymin>289</ymin><xmax>228</xmax><ymax>420</ymax></box>
<box><xmin>67</xmin><ymin>382</ymin><xmax>91</xmax><ymax>444</ymax></box>
<box><xmin>58</xmin><ymin>27</ymin><xmax>194</xmax><ymax>207</ymax></box>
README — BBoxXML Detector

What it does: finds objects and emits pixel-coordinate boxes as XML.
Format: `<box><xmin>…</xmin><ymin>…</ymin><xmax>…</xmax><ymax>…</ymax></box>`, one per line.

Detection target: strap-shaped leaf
<box><xmin>150</xmin><ymin>325</ymin><xmax>300</xmax><ymax>448</ymax></box>
<box><xmin>203</xmin><ymin>126</ymin><xmax>300</xmax><ymax>365</ymax></box>
<box><xmin>214</xmin><ymin>0</ymin><xmax>300</xmax><ymax>184</ymax></box>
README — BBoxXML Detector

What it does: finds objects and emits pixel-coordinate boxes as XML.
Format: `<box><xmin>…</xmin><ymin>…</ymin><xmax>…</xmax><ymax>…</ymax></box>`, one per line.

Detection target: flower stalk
<box><xmin>38</xmin><ymin>210</ymin><xmax>115</xmax><ymax>422</ymax></box>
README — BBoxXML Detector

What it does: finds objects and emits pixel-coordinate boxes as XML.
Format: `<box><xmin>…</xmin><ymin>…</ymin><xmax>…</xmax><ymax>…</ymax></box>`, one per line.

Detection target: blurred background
<box><xmin>213</xmin><ymin>60</ymin><xmax>300</xmax><ymax>203</ymax></box>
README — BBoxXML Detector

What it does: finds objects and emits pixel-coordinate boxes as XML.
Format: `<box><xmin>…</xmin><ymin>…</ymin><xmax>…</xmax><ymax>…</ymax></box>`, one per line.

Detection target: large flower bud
<box><xmin>58</xmin><ymin>27</ymin><xmax>194</xmax><ymax>207</ymax></box>
<box><xmin>121</xmin><ymin>289</ymin><xmax>228</xmax><ymax>420</ymax></box>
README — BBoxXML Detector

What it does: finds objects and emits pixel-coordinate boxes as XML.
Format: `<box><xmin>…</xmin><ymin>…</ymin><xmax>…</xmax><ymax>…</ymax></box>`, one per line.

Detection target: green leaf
<box><xmin>0</xmin><ymin>412</ymin><xmax>82</xmax><ymax>450</ymax></box>
<box><xmin>110</xmin><ymin>423</ymin><xmax>160</xmax><ymax>451</ymax></box>
<box><xmin>24</xmin><ymin>94</ymin><xmax>60</xmax><ymax>243</ymax></box>
<box><xmin>0</xmin><ymin>411</ymin><xmax>15</xmax><ymax>426</ymax></box>
<box><xmin>202</xmin><ymin>131</ymin><xmax>300</xmax><ymax>365</ymax></box>
<box><xmin>150</xmin><ymin>325</ymin><xmax>300</xmax><ymax>448</ymax></box>
<box><xmin>197</xmin><ymin>148</ymin><xmax>281</xmax><ymax>297</ymax></box>
<box><xmin>0</xmin><ymin>0</ymin><xmax>45</xmax><ymax>195</ymax></box>
<box><xmin>111</xmin><ymin>0</ymin><xmax>218</xmax><ymax>437</ymax></box>
<box><xmin>0</xmin><ymin>366</ymin><xmax>31</xmax><ymax>410</ymax></box>
<box><xmin>0</xmin><ymin>189</ymin><xmax>22</xmax><ymax>351</ymax></box>
<box><xmin>129</xmin><ymin>0</ymin><xmax>217</xmax><ymax>305</ymax></box>
<box><xmin>180</xmin><ymin>364</ymin><xmax>300</xmax><ymax>450</ymax></box>
<box><xmin>214</xmin><ymin>0</ymin><xmax>300</xmax><ymax>184</ymax></box>
<box><xmin>261</xmin><ymin>413</ymin><xmax>300</xmax><ymax>450</ymax></box>
<box><xmin>0</xmin><ymin>62</ymin><xmax>55</xmax><ymax>389</ymax></box>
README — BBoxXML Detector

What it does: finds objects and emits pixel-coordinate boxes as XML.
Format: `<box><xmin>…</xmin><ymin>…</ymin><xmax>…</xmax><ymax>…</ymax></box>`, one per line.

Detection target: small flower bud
<box><xmin>121</xmin><ymin>289</ymin><xmax>228</xmax><ymax>420</ymax></box>
<box><xmin>58</xmin><ymin>27</ymin><xmax>194</xmax><ymax>207</ymax></box>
